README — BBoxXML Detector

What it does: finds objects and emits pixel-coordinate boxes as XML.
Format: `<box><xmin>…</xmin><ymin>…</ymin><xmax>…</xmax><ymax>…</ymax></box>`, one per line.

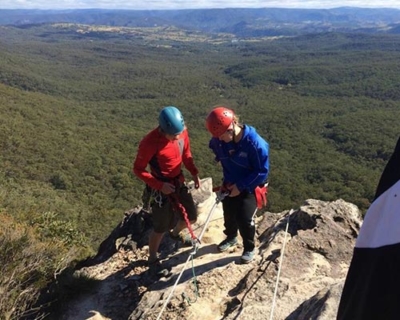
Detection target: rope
<box><xmin>269</xmin><ymin>209</ymin><xmax>292</xmax><ymax>320</ymax></box>
<box><xmin>182</xmin><ymin>254</ymin><xmax>199</xmax><ymax>304</ymax></box>
<box><xmin>169</xmin><ymin>193</ymin><xmax>198</xmax><ymax>241</ymax></box>
<box><xmin>169</xmin><ymin>179</ymin><xmax>198</xmax><ymax>241</ymax></box>
<box><xmin>197</xmin><ymin>197</ymin><xmax>223</xmax><ymax>242</ymax></box>
<box><xmin>156</xmin><ymin>190</ymin><xmax>227</xmax><ymax>320</ymax></box>
<box><xmin>156</xmin><ymin>251</ymin><xmax>195</xmax><ymax>320</ymax></box>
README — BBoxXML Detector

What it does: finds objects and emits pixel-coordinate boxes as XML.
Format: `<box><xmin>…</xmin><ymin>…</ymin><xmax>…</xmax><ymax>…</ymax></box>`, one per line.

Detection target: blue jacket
<box><xmin>209</xmin><ymin>125</ymin><xmax>269</xmax><ymax>193</ymax></box>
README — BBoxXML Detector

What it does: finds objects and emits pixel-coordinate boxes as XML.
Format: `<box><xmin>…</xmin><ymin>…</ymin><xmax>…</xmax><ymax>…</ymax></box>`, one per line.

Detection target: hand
<box><xmin>161</xmin><ymin>182</ymin><xmax>175</xmax><ymax>195</ymax></box>
<box><xmin>192</xmin><ymin>175</ymin><xmax>200</xmax><ymax>189</ymax></box>
<box><xmin>227</xmin><ymin>184</ymin><xmax>240</xmax><ymax>197</ymax></box>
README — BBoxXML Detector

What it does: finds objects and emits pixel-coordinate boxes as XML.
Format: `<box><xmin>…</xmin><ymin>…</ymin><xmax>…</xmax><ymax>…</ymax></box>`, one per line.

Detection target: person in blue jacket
<box><xmin>205</xmin><ymin>106</ymin><xmax>269</xmax><ymax>263</ymax></box>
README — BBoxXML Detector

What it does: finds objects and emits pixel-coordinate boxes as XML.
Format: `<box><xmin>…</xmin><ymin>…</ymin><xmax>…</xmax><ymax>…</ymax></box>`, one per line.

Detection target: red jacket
<box><xmin>133</xmin><ymin>127</ymin><xmax>199</xmax><ymax>190</ymax></box>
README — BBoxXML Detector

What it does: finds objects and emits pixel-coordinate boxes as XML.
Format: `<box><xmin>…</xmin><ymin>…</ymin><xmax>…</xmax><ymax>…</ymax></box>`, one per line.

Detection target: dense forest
<box><xmin>1</xmin><ymin>23</ymin><xmax>400</xmax><ymax>317</ymax></box>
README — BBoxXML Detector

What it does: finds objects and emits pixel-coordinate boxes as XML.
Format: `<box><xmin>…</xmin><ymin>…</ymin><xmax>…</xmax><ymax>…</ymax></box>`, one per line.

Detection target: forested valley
<box><xmin>1</xmin><ymin>23</ymin><xmax>400</xmax><ymax>317</ymax></box>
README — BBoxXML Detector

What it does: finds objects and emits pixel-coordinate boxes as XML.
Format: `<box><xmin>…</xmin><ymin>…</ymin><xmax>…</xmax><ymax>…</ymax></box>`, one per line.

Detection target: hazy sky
<box><xmin>1</xmin><ymin>0</ymin><xmax>400</xmax><ymax>10</ymax></box>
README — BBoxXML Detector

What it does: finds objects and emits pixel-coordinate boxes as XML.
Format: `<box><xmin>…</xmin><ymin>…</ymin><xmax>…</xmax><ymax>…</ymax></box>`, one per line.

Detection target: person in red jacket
<box><xmin>133</xmin><ymin>106</ymin><xmax>200</xmax><ymax>271</ymax></box>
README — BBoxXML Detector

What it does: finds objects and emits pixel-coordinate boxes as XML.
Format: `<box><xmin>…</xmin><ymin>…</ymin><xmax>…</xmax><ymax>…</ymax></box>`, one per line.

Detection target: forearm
<box><xmin>133</xmin><ymin>168</ymin><xmax>163</xmax><ymax>190</ymax></box>
<box><xmin>183</xmin><ymin>159</ymin><xmax>199</xmax><ymax>176</ymax></box>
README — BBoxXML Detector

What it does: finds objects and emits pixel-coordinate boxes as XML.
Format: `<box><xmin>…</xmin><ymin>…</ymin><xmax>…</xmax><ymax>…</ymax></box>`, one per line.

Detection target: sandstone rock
<box><xmin>62</xmin><ymin>178</ymin><xmax>361</xmax><ymax>320</ymax></box>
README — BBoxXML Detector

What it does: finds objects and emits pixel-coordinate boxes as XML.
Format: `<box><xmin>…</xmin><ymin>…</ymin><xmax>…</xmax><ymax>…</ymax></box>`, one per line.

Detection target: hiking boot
<box><xmin>148</xmin><ymin>259</ymin><xmax>170</xmax><ymax>278</ymax></box>
<box><xmin>169</xmin><ymin>231</ymin><xmax>193</xmax><ymax>247</ymax></box>
<box><xmin>217</xmin><ymin>237</ymin><xmax>238</xmax><ymax>252</ymax></box>
<box><xmin>241</xmin><ymin>250</ymin><xmax>255</xmax><ymax>264</ymax></box>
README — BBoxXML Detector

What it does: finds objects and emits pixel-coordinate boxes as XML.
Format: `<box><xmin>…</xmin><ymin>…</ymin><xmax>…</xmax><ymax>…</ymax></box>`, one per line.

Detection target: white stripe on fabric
<box><xmin>356</xmin><ymin>180</ymin><xmax>400</xmax><ymax>248</ymax></box>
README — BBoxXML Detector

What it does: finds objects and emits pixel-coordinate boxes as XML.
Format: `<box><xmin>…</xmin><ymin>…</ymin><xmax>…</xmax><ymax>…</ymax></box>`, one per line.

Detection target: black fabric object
<box><xmin>222</xmin><ymin>191</ymin><xmax>256</xmax><ymax>252</ymax></box>
<box><xmin>374</xmin><ymin>136</ymin><xmax>400</xmax><ymax>200</ymax></box>
<box><xmin>337</xmin><ymin>244</ymin><xmax>400</xmax><ymax>320</ymax></box>
<box><xmin>337</xmin><ymin>136</ymin><xmax>400</xmax><ymax>320</ymax></box>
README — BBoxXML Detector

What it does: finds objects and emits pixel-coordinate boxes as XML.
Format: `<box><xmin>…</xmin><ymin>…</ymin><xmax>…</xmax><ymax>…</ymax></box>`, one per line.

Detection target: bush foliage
<box><xmin>1</xmin><ymin>24</ymin><xmax>400</xmax><ymax>314</ymax></box>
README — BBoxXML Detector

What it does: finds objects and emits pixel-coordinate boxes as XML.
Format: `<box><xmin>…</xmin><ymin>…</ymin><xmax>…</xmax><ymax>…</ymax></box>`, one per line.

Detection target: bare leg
<box><xmin>148</xmin><ymin>230</ymin><xmax>164</xmax><ymax>262</ymax></box>
<box><xmin>172</xmin><ymin>220</ymin><xmax>193</xmax><ymax>236</ymax></box>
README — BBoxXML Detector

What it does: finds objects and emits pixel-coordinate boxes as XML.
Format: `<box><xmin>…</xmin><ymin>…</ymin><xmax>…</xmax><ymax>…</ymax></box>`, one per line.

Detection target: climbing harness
<box><xmin>141</xmin><ymin>185</ymin><xmax>164</xmax><ymax>210</ymax></box>
<box><xmin>269</xmin><ymin>209</ymin><xmax>292</xmax><ymax>320</ymax></box>
<box><xmin>154</xmin><ymin>191</ymin><xmax>164</xmax><ymax>208</ymax></box>
<box><xmin>156</xmin><ymin>188</ymin><xmax>229</xmax><ymax>320</ymax></box>
<box><xmin>143</xmin><ymin>174</ymin><xmax>198</xmax><ymax>242</ymax></box>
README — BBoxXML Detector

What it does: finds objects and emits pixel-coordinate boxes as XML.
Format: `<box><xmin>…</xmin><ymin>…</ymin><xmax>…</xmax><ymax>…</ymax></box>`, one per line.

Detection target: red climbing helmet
<box><xmin>205</xmin><ymin>106</ymin><xmax>235</xmax><ymax>137</ymax></box>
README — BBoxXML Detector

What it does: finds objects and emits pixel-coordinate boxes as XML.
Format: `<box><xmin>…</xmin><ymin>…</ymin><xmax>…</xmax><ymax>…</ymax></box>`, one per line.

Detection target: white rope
<box><xmin>197</xmin><ymin>200</ymin><xmax>220</xmax><ymax>242</ymax></box>
<box><xmin>156</xmin><ymin>192</ymin><xmax>226</xmax><ymax>320</ymax></box>
<box><xmin>156</xmin><ymin>252</ymin><xmax>194</xmax><ymax>320</ymax></box>
<box><xmin>269</xmin><ymin>209</ymin><xmax>292</xmax><ymax>320</ymax></box>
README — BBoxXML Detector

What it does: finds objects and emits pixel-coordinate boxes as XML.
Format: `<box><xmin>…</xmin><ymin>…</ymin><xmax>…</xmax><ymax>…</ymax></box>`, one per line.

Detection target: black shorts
<box><xmin>151</xmin><ymin>185</ymin><xmax>197</xmax><ymax>233</ymax></box>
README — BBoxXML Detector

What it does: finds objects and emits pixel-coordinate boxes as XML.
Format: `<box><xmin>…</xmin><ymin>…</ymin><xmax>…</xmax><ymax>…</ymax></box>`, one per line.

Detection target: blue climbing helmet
<box><xmin>158</xmin><ymin>106</ymin><xmax>185</xmax><ymax>135</ymax></box>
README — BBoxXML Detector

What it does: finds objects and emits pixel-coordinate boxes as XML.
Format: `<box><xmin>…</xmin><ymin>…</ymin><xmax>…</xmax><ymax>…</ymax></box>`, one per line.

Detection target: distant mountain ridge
<box><xmin>1</xmin><ymin>7</ymin><xmax>400</xmax><ymax>36</ymax></box>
